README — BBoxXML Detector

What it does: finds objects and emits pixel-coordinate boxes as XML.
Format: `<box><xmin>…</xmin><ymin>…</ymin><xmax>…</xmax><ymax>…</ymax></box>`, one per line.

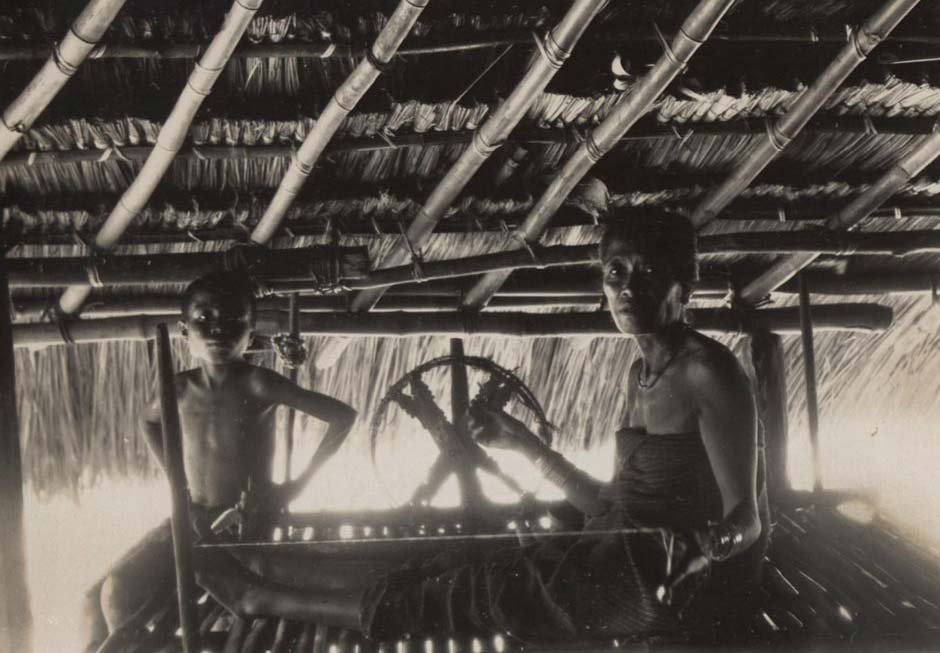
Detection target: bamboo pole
<box><xmin>798</xmin><ymin>275</ymin><xmax>824</xmax><ymax>495</ymax></box>
<box><xmin>7</xmin><ymin>245</ymin><xmax>369</xmax><ymax>288</ymax></box>
<box><xmin>55</xmin><ymin>0</ymin><xmax>265</xmax><ymax>317</ymax></box>
<box><xmin>21</xmin><ymin>227</ymin><xmax>940</xmax><ymax>290</ymax></box>
<box><xmin>690</xmin><ymin>0</ymin><xmax>923</xmax><ymax>229</ymax></box>
<box><xmin>154</xmin><ymin>323</ymin><xmax>200</xmax><ymax>652</ymax></box>
<box><xmin>3</xmin><ymin>29</ymin><xmax>940</xmax><ymax>63</ymax></box>
<box><xmin>11</xmin><ymin>304</ymin><xmax>893</xmax><ymax>348</ymax></box>
<box><xmin>3</xmin><ymin>115</ymin><xmax>938</xmax><ymax>174</ymax></box>
<box><xmin>739</xmin><ymin>128</ymin><xmax>940</xmax><ymax>305</ymax></box>
<box><xmin>281</xmin><ymin>294</ymin><xmax>300</xmax><ymax>482</ymax></box>
<box><xmin>0</xmin><ymin>0</ymin><xmax>127</xmax><ymax>164</ymax></box>
<box><xmin>348</xmin><ymin>0</ymin><xmax>609</xmax><ymax>313</ymax></box>
<box><xmin>250</xmin><ymin>0</ymin><xmax>430</xmax><ymax>244</ymax></box>
<box><xmin>461</xmin><ymin>0</ymin><xmax>737</xmax><ymax>309</ymax></box>
<box><xmin>0</xmin><ymin>257</ymin><xmax>32</xmax><ymax>653</ymax></box>
<box><xmin>449</xmin><ymin>338</ymin><xmax>486</xmax><ymax>511</ymax></box>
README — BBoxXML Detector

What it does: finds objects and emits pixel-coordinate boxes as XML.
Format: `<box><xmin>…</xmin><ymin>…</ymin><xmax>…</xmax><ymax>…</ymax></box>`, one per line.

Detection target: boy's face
<box><xmin>181</xmin><ymin>289</ymin><xmax>254</xmax><ymax>364</ymax></box>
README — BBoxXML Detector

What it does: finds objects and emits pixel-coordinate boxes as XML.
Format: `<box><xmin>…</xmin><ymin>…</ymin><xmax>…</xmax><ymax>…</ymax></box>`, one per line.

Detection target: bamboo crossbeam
<box><xmin>55</xmin><ymin>0</ymin><xmax>265</xmax><ymax>317</ymax></box>
<box><xmin>7</xmin><ymin>245</ymin><xmax>369</xmax><ymax>288</ymax></box>
<box><xmin>0</xmin><ymin>258</ymin><xmax>32</xmax><ymax>653</ymax></box>
<box><xmin>17</xmin><ymin>230</ymin><xmax>940</xmax><ymax>290</ymax></box>
<box><xmin>11</xmin><ymin>304</ymin><xmax>893</xmax><ymax>348</ymax></box>
<box><xmin>690</xmin><ymin>0</ymin><xmax>923</xmax><ymax>229</ymax></box>
<box><xmin>3</xmin><ymin>115</ymin><xmax>938</xmax><ymax>175</ymax></box>
<box><xmin>0</xmin><ymin>0</ymin><xmax>128</xmax><ymax>164</ymax></box>
<box><xmin>155</xmin><ymin>323</ymin><xmax>200</xmax><ymax>652</ymax></box>
<box><xmin>739</xmin><ymin>128</ymin><xmax>940</xmax><ymax>304</ymax></box>
<box><xmin>250</xmin><ymin>0</ymin><xmax>429</xmax><ymax>245</ymax></box>
<box><xmin>348</xmin><ymin>0</ymin><xmax>609</xmax><ymax>313</ymax></box>
<box><xmin>3</xmin><ymin>29</ymin><xmax>940</xmax><ymax>62</ymax></box>
<box><xmin>461</xmin><ymin>0</ymin><xmax>738</xmax><ymax>310</ymax></box>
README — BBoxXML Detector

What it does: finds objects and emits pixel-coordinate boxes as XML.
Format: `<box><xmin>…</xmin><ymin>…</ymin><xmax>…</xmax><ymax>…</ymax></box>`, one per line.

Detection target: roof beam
<box><xmin>346</xmin><ymin>0</ymin><xmax>609</xmax><ymax>313</ymax></box>
<box><xmin>738</xmin><ymin>128</ymin><xmax>940</xmax><ymax>305</ymax></box>
<box><xmin>11</xmin><ymin>304</ymin><xmax>893</xmax><ymax>348</ymax></box>
<box><xmin>248</xmin><ymin>0</ymin><xmax>429</xmax><ymax>245</ymax></box>
<box><xmin>690</xmin><ymin>0</ymin><xmax>923</xmax><ymax>229</ymax></box>
<box><xmin>458</xmin><ymin>0</ymin><xmax>738</xmax><ymax>310</ymax></box>
<box><xmin>0</xmin><ymin>0</ymin><xmax>127</xmax><ymax>163</ymax></box>
<box><xmin>54</xmin><ymin>0</ymin><xmax>265</xmax><ymax>316</ymax></box>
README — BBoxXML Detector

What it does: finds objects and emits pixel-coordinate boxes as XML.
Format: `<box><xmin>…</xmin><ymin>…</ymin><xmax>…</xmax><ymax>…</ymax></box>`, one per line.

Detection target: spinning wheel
<box><xmin>370</xmin><ymin>341</ymin><xmax>555</xmax><ymax>512</ymax></box>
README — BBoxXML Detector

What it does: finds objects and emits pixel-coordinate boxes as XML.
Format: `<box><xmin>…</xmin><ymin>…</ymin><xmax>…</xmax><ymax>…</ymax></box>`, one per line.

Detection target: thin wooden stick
<box><xmin>55</xmin><ymin>0</ymin><xmax>265</xmax><ymax>316</ymax></box>
<box><xmin>348</xmin><ymin>0</ymin><xmax>609</xmax><ymax>313</ymax></box>
<box><xmin>155</xmin><ymin>323</ymin><xmax>200</xmax><ymax>652</ymax></box>
<box><xmin>739</xmin><ymin>128</ymin><xmax>940</xmax><ymax>304</ymax></box>
<box><xmin>461</xmin><ymin>0</ymin><xmax>738</xmax><ymax>309</ymax></box>
<box><xmin>798</xmin><ymin>275</ymin><xmax>824</xmax><ymax>495</ymax></box>
<box><xmin>11</xmin><ymin>304</ymin><xmax>894</xmax><ymax>348</ymax></box>
<box><xmin>0</xmin><ymin>0</ymin><xmax>127</xmax><ymax>163</ymax></box>
<box><xmin>250</xmin><ymin>0</ymin><xmax>430</xmax><ymax>244</ymax></box>
<box><xmin>690</xmin><ymin>0</ymin><xmax>923</xmax><ymax>229</ymax></box>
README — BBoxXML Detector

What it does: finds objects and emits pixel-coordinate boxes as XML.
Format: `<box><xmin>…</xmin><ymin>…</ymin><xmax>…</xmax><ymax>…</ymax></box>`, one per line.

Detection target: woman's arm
<box><xmin>254</xmin><ymin>369</ymin><xmax>358</xmax><ymax>504</ymax></box>
<box><xmin>469</xmin><ymin>409</ymin><xmax>609</xmax><ymax>517</ymax></box>
<box><xmin>689</xmin><ymin>348</ymin><xmax>762</xmax><ymax>559</ymax></box>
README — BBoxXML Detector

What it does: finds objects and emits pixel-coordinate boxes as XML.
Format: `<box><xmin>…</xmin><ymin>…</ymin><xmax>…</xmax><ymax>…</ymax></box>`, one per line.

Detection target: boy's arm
<box><xmin>254</xmin><ymin>369</ymin><xmax>357</xmax><ymax>504</ymax></box>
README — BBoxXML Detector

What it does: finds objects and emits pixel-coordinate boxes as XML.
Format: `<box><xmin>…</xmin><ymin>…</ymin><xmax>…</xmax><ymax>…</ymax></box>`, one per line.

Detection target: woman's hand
<box><xmin>468</xmin><ymin>407</ymin><xmax>541</xmax><ymax>452</ymax></box>
<box><xmin>656</xmin><ymin>530</ymin><xmax>711</xmax><ymax>606</ymax></box>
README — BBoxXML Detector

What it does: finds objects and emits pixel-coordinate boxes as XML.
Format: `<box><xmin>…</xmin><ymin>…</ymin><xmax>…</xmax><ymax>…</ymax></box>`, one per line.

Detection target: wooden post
<box><xmin>749</xmin><ymin>331</ymin><xmax>790</xmax><ymax>500</ymax></box>
<box><xmin>0</xmin><ymin>256</ymin><xmax>32</xmax><ymax>651</ymax></box>
<box><xmin>281</xmin><ymin>293</ymin><xmax>300</xmax><ymax>482</ymax></box>
<box><xmin>155</xmin><ymin>323</ymin><xmax>200</xmax><ymax>652</ymax></box>
<box><xmin>450</xmin><ymin>339</ymin><xmax>486</xmax><ymax>511</ymax></box>
<box><xmin>798</xmin><ymin>274</ymin><xmax>824</xmax><ymax>494</ymax></box>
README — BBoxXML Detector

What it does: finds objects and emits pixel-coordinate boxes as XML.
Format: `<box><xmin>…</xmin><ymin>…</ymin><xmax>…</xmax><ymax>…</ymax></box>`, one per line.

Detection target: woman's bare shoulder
<box><xmin>680</xmin><ymin>330</ymin><xmax>748</xmax><ymax>387</ymax></box>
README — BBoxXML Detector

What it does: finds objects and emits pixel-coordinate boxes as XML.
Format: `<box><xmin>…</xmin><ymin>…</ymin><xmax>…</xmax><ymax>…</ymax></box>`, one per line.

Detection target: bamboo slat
<box><xmin>461</xmin><ymin>0</ymin><xmax>737</xmax><ymax>309</ymax></box>
<box><xmin>55</xmin><ymin>0</ymin><xmax>265</xmax><ymax>316</ymax></box>
<box><xmin>690</xmin><ymin>0</ymin><xmax>923</xmax><ymax>229</ymax></box>
<box><xmin>0</xmin><ymin>0</ymin><xmax>127</xmax><ymax>163</ymax></box>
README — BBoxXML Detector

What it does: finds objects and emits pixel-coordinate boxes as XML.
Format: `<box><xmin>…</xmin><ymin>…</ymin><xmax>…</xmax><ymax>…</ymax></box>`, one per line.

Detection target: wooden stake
<box><xmin>250</xmin><ymin>0</ymin><xmax>430</xmax><ymax>244</ymax></box>
<box><xmin>690</xmin><ymin>0</ymin><xmax>923</xmax><ymax>229</ymax></box>
<box><xmin>0</xmin><ymin>256</ymin><xmax>32</xmax><ymax>652</ymax></box>
<box><xmin>56</xmin><ymin>0</ymin><xmax>266</xmax><ymax>316</ymax></box>
<box><xmin>798</xmin><ymin>275</ymin><xmax>824</xmax><ymax>494</ymax></box>
<box><xmin>281</xmin><ymin>294</ymin><xmax>300</xmax><ymax>482</ymax></box>
<box><xmin>449</xmin><ymin>338</ymin><xmax>486</xmax><ymax>511</ymax></box>
<box><xmin>462</xmin><ymin>0</ymin><xmax>738</xmax><ymax>309</ymax></box>
<box><xmin>348</xmin><ymin>0</ymin><xmax>609</xmax><ymax>312</ymax></box>
<box><xmin>155</xmin><ymin>323</ymin><xmax>200</xmax><ymax>652</ymax></box>
<box><xmin>749</xmin><ymin>331</ymin><xmax>790</xmax><ymax>500</ymax></box>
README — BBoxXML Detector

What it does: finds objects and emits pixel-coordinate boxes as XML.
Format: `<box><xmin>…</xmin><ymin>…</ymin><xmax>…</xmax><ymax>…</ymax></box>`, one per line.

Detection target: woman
<box><xmin>199</xmin><ymin>211</ymin><xmax>770</xmax><ymax>642</ymax></box>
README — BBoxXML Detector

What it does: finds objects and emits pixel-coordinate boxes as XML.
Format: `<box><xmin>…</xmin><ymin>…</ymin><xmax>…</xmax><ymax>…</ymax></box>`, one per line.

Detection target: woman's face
<box><xmin>601</xmin><ymin>235</ymin><xmax>686</xmax><ymax>335</ymax></box>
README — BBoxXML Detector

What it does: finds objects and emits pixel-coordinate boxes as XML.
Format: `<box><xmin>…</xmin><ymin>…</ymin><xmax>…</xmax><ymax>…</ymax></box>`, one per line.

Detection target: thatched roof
<box><xmin>6</xmin><ymin>0</ymin><xmax>940</xmax><ymax>517</ymax></box>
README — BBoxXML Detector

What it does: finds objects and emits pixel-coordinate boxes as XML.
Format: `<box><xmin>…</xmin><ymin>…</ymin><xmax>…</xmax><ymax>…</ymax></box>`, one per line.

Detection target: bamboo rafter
<box><xmin>689</xmin><ymin>0</ymin><xmax>924</xmax><ymax>229</ymax></box>
<box><xmin>739</xmin><ymin>126</ymin><xmax>940</xmax><ymax>305</ymax></box>
<box><xmin>54</xmin><ymin>0</ymin><xmax>266</xmax><ymax>317</ymax></box>
<box><xmin>459</xmin><ymin>0</ymin><xmax>738</xmax><ymax>310</ymax></box>
<box><xmin>347</xmin><ymin>0</ymin><xmax>610</xmax><ymax>313</ymax></box>
<box><xmin>249</xmin><ymin>0</ymin><xmax>430</xmax><ymax>245</ymax></box>
<box><xmin>0</xmin><ymin>0</ymin><xmax>128</xmax><ymax>163</ymax></box>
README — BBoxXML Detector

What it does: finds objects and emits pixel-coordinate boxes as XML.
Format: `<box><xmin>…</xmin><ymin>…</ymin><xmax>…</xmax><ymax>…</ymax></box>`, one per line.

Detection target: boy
<box><xmin>81</xmin><ymin>271</ymin><xmax>357</xmax><ymax>651</ymax></box>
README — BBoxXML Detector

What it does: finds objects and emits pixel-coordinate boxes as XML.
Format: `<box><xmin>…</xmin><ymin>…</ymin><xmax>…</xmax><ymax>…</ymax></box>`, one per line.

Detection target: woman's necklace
<box><xmin>637</xmin><ymin>334</ymin><xmax>685</xmax><ymax>390</ymax></box>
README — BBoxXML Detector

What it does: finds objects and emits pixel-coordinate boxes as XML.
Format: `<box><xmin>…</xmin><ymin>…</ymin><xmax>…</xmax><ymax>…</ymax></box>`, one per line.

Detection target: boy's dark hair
<box><xmin>599</xmin><ymin>210</ymin><xmax>699</xmax><ymax>300</ymax></box>
<box><xmin>180</xmin><ymin>270</ymin><xmax>257</xmax><ymax>318</ymax></box>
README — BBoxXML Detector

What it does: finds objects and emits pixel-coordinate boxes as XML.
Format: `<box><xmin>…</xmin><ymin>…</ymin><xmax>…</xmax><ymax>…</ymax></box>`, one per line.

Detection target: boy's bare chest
<box><xmin>178</xmin><ymin>385</ymin><xmax>272</xmax><ymax>443</ymax></box>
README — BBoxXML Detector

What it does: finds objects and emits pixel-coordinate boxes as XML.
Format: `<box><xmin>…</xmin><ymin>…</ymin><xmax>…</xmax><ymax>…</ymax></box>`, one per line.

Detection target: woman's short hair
<box><xmin>599</xmin><ymin>210</ymin><xmax>699</xmax><ymax>299</ymax></box>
